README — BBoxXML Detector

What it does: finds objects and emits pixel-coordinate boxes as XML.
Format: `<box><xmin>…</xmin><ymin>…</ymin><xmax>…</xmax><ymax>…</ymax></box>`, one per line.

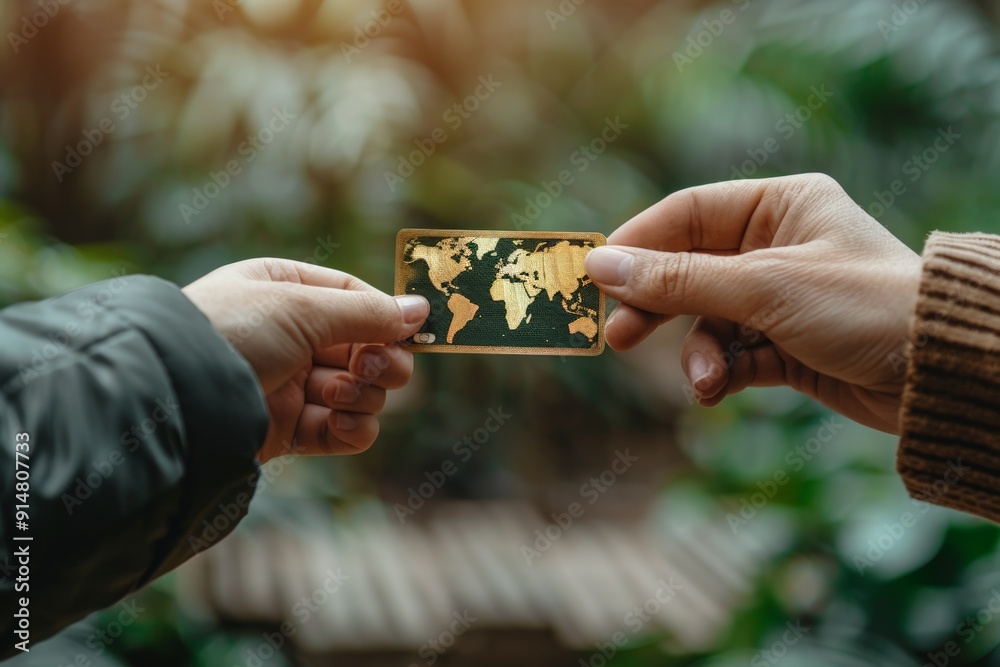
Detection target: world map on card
<box><xmin>395</xmin><ymin>231</ymin><xmax>606</xmax><ymax>356</ymax></box>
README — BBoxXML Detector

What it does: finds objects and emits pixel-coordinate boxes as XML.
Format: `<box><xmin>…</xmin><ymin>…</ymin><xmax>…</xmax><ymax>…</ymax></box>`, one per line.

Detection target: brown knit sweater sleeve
<box><xmin>898</xmin><ymin>232</ymin><xmax>1000</xmax><ymax>522</ymax></box>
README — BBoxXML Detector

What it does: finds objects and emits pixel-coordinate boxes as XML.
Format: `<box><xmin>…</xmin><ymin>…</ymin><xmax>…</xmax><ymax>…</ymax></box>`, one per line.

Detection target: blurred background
<box><xmin>3</xmin><ymin>0</ymin><xmax>1000</xmax><ymax>665</ymax></box>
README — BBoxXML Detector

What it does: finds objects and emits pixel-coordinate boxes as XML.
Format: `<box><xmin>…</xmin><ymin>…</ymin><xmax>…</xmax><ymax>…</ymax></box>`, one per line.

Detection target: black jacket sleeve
<box><xmin>0</xmin><ymin>275</ymin><xmax>269</xmax><ymax>657</ymax></box>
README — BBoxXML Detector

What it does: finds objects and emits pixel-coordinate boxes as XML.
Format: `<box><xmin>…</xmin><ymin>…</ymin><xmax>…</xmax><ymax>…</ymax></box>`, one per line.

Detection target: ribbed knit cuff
<box><xmin>898</xmin><ymin>232</ymin><xmax>1000</xmax><ymax>522</ymax></box>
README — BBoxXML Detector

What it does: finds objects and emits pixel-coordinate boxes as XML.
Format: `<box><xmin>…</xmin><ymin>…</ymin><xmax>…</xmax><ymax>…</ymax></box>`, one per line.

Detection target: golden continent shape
<box><xmin>406</xmin><ymin>238</ymin><xmax>474</xmax><ymax>293</ymax></box>
<box><xmin>446</xmin><ymin>293</ymin><xmax>479</xmax><ymax>343</ymax></box>
<box><xmin>490</xmin><ymin>241</ymin><xmax>596</xmax><ymax>340</ymax></box>
<box><xmin>408</xmin><ymin>237</ymin><xmax>598</xmax><ymax>344</ymax></box>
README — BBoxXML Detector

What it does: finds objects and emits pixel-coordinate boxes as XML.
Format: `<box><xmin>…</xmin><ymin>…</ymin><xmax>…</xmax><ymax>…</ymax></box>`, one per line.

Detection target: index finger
<box><xmin>288</xmin><ymin>261</ymin><xmax>382</xmax><ymax>293</ymax></box>
<box><xmin>237</xmin><ymin>258</ymin><xmax>384</xmax><ymax>293</ymax></box>
<box><xmin>607</xmin><ymin>178</ymin><xmax>785</xmax><ymax>253</ymax></box>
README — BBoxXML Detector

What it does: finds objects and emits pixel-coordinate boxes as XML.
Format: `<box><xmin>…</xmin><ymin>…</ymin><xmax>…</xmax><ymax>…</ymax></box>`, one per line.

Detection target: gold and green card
<box><xmin>395</xmin><ymin>229</ymin><xmax>606</xmax><ymax>356</ymax></box>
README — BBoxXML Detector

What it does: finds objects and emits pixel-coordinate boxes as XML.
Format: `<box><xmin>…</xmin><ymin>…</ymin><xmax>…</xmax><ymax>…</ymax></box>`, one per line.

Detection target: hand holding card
<box><xmin>395</xmin><ymin>230</ymin><xmax>606</xmax><ymax>356</ymax></box>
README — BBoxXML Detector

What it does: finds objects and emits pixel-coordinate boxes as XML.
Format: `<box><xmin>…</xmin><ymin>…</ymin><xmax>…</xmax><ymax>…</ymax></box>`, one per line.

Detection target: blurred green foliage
<box><xmin>4</xmin><ymin>0</ymin><xmax>1000</xmax><ymax>664</ymax></box>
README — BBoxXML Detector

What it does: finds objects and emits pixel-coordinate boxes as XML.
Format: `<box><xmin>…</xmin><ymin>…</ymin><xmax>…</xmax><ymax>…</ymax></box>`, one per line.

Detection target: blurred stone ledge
<box><xmin>177</xmin><ymin>497</ymin><xmax>777</xmax><ymax>663</ymax></box>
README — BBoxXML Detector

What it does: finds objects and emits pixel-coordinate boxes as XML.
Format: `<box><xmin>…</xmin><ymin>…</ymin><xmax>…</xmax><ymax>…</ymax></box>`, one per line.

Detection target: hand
<box><xmin>585</xmin><ymin>174</ymin><xmax>923</xmax><ymax>433</ymax></box>
<box><xmin>182</xmin><ymin>258</ymin><xmax>429</xmax><ymax>461</ymax></box>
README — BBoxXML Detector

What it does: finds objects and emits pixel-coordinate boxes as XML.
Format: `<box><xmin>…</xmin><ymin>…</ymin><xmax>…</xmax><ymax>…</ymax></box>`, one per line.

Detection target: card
<box><xmin>395</xmin><ymin>229</ymin><xmax>607</xmax><ymax>356</ymax></box>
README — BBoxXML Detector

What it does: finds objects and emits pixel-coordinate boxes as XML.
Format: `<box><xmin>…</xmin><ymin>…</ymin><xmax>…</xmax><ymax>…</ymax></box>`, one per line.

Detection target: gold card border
<box><xmin>394</xmin><ymin>229</ymin><xmax>607</xmax><ymax>357</ymax></box>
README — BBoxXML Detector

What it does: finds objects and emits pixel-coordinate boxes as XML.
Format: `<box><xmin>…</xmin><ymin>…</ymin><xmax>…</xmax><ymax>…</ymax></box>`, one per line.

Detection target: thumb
<box><xmin>585</xmin><ymin>245</ymin><xmax>766</xmax><ymax>323</ymax></box>
<box><xmin>286</xmin><ymin>285</ymin><xmax>430</xmax><ymax>348</ymax></box>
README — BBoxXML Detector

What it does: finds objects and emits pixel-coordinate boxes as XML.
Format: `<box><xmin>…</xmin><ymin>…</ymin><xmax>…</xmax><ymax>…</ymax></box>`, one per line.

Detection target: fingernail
<box><xmin>335</xmin><ymin>412</ymin><xmax>358</xmax><ymax>431</ymax></box>
<box><xmin>394</xmin><ymin>295</ymin><xmax>430</xmax><ymax>326</ymax></box>
<box><xmin>586</xmin><ymin>247</ymin><xmax>634</xmax><ymax>287</ymax></box>
<box><xmin>689</xmin><ymin>352</ymin><xmax>713</xmax><ymax>393</ymax></box>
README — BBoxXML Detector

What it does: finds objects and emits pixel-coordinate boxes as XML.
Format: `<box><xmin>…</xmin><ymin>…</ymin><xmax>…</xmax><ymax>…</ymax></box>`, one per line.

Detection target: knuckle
<box><xmin>677</xmin><ymin>189</ymin><xmax>704</xmax><ymax>248</ymax></box>
<box><xmin>354</xmin><ymin>291</ymin><xmax>398</xmax><ymax>325</ymax></box>
<box><xmin>768</xmin><ymin>174</ymin><xmax>851</xmax><ymax>239</ymax></box>
<box><xmin>344</xmin><ymin>275</ymin><xmax>373</xmax><ymax>292</ymax></box>
<box><xmin>795</xmin><ymin>172</ymin><xmax>841</xmax><ymax>193</ymax></box>
<box><xmin>778</xmin><ymin>173</ymin><xmax>844</xmax><ymax>210</ymax></box>
<box><xmin>648</xmin><ymin>253</ymin><xmax>690</xmax><ymax>303</ymax></box>
<box><xmin>260</xmin><ymin>257</ymin><xmax>301</xmax><ymax>283</ymax></box>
